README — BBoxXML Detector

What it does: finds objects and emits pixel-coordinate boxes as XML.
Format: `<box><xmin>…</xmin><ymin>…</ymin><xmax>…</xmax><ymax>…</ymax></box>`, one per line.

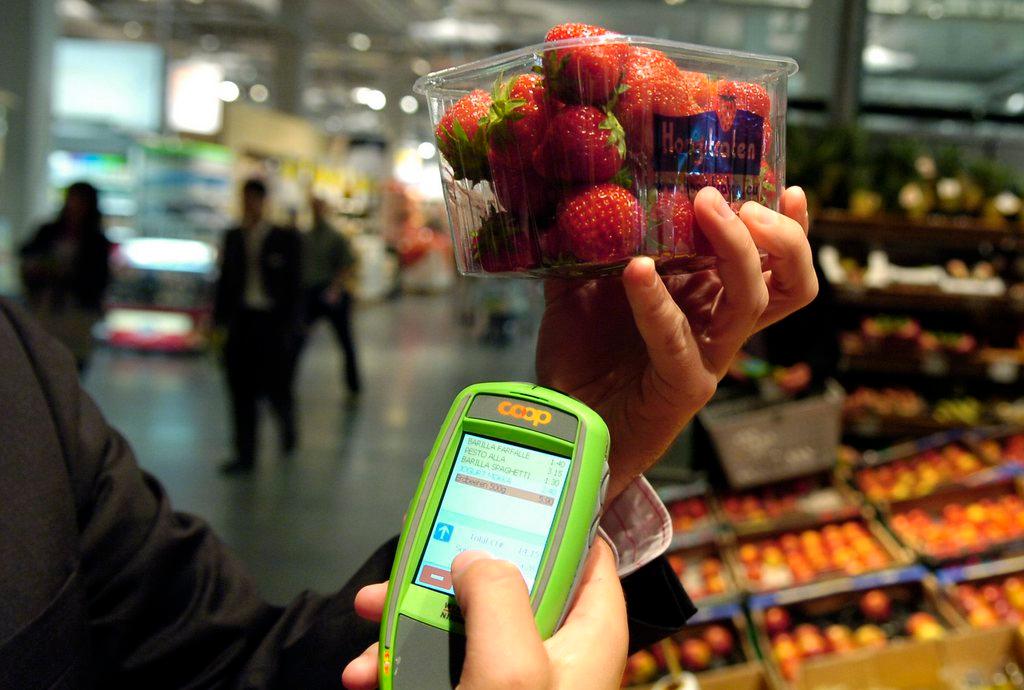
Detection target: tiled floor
<box><xmin>83</xmin><ymin>286</ymin><xmax>544</xmax><ymax>603</ymax></box>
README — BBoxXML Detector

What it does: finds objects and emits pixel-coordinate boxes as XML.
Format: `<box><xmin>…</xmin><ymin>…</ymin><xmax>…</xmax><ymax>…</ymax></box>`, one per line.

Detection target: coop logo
<box><xmin>497</xmin><ymin>400</ymin><xmax>552</xmax><ymax>427</ymax></box>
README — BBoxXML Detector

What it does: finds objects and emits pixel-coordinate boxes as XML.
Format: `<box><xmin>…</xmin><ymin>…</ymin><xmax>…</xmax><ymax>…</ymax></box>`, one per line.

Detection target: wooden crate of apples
<box><xmin>726</xmin><ymin>516</ymin><xmax>911</xmax><ymax>593</ymax></box>
<box><xmin>666</xmin><ymin>541</ymin><xmax>741</xmax><ymax>605</ymax></box>
<box><xmin>940</xmin><ymin>554</ymin><xmax>1024</xmax><ymax>630</ymax></box>
<box><xmin>750</xmin><ymin>568</ymin><xmax>961</xmax><ymax>686</ymax></box>
<box><xmin>621</xmin><ymin>607</ymin><xmax>767</xmax><ymax>690</ymax></box>
<box><xmin>851</xmin><ymin>440</ymin><xmax>995</xmax><ymax>506</ymax></box>
<box><xmin>661</xmin><ymin>484</ymin><xmax>719</xmax><ymax>550</ymax></box>
<box><xmin>886</xmin><ymin>478</ymin><xmax>1024</xmax><ymax>567</ymax></box>
<box><xmin>715</xmin><ymin>472</ymin><xmax>862</xmax><ymax>536</ymax></box>
<box><xmin>973</xmin><ymin>430</ymin><xmax>1024</xmax><ymax>467</ymax></box>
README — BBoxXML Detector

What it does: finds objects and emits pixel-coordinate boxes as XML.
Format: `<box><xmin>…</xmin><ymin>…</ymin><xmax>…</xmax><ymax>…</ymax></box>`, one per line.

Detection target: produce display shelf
<box><xmin>844</xmin><ymin>415</ymin><xmax>970</xmax><ymax>440</ymax></box>
<box><xmin>840</xmin><ymin>351</ymin><xmax>1023</xmax><ymax>385</ymax></box>
<box><xmin>834</xmin><ymin>284</ymin><xmax>1024</xmax><ymax>315</ymax></box>
<box><xmin>814</xmin><ymin>211</ymin><xmax>1022</xmax><ymax>250</ymax></box>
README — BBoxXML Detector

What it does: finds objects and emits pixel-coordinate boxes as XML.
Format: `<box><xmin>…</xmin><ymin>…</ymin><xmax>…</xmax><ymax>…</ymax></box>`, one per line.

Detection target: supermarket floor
<box><xmin>83</xmin><ymin>286</ymin><xmax>542</xmax><ymax>603</ymax></box>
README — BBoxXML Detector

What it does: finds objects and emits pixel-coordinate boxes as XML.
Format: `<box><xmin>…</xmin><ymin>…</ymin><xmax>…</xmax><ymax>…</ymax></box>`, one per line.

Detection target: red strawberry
<box><xmin>488</xmin><ymin>151</ymin><xmax>553</xmax><ymax>220</ymax></box>
<box><xmin>652</xmin><ymin>189</ymin><xmax>695</xmax><ymax>256</ymax></box>
<box><xmin>435</xmin><ymin>89</ymin><xmax>492</xmax><ymax>182</ymax></box>
<box><xmin>679</xmin><ymin>71</ymin><xmax>713</xmax><ymax>111</ymax></box>
<box><xmin>623</xmin><ymin>46</ymin><xmax>679</xmax><ymax>84</ymax></box>
<box><xmin>484</xmin><ymin>74</ymin><xmax>555</xmax><ymax>219</ymax></box>
<box><xmin>759</xmin><ymin>160</ymin><xmax>779</xmax><ymax>208</ymax></box>
<box><xmin>538</xmin><ymin>225</ymin><xmax>574</xmax><ymax>266</ymax></box>
<box><xmin>654</xmin><ymin>189</ymin><xmax>715</xmax><ymax>256</ymax></box>
<box><xmin>555</xmin><ymin>183</ymin><xmax>643</xmax><ymax>263</ymax></box>
<box><xmin>713</xmin><ymin>83</ymin><xmax>738</xmax><ymax>132</ymax></box>
<box><xmin>474</xmin><ymin>211</ymin><xmax>538</xmax><ymax>272</ymax></box>
<box><xmin>718</xmin><ymin>80</ymin><xmax>770</xmax><ymax>118</ymax></box>
<box><xmin>543</xmin><ymin>23</ymin><xmax>627</xmax><ymax>105</ymax></box>
<box><xmin>533</xmin><ymin>106</ymin><xmax>626</xmax><ymax>183</ymax></box>
<box><xmin>486</xmin><ymin>74</ymin><xmax>550</xmax><ymax>168</ymax></box>
<box><xmin>616</xmin><ymin>73</ymin><xmax>704</xmax><ymax>166</ymax></box>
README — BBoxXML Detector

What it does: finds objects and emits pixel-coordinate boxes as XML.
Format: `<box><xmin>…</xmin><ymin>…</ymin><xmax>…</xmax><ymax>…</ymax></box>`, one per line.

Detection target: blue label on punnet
<box><xmin>654</xmin><ymin>110</ymin><xmax>764</xmax><ymax>177</ymax></box>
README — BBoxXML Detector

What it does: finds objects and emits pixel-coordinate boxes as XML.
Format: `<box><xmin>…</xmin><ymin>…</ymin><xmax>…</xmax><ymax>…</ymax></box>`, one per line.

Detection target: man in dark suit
<box><xmin>214</xmin><ymin>179</ymin><xmax>303</xmax><ymax>474</ymax></box>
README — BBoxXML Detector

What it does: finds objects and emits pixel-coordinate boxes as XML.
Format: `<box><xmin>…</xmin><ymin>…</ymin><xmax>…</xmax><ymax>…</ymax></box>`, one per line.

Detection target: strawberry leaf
<box><xmin>610</xmin><ymin>166</ymin><xmax>635</xmax><ymax>190</ymax></box>
<box><xmin>599</xmin><ymin>109</ymin><xmax>628</xmax><ymax>159</ymax></box>
<box><xmin>606</xmin><ymin>81</ymin><xmax>630</xmax><ymax>111</ymax></box>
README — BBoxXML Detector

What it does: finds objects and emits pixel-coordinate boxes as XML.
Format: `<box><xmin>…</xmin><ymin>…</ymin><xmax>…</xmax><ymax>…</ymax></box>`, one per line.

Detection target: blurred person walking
<box><xmin>19</xmin><ymin>181</ymin><xmax>111</xmax><ymax>372</ymax></box>
<box><xmin>214</xmin><ymin>179</ymin><xmax>302</xmax><ymax>474</ymax></box>
<box><xmin>300</xmin><ymin>195</ymin><xmax>361</xmax><ymax>396</ymax></box>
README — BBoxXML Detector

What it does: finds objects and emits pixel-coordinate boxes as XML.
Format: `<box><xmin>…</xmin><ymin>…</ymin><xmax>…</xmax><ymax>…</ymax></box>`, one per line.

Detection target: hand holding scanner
<box><xmin>378</xmin><ymin>382</ymin><xmax>610</xmax><ymax>689</ymax></box>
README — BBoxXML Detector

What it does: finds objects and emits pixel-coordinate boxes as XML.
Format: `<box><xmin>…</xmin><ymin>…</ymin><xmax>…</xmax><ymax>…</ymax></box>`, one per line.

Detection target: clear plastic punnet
<box><xmin>414</xmin><ymin>32</ymin><xmax>798</xmax><ymax>278</ymax></box>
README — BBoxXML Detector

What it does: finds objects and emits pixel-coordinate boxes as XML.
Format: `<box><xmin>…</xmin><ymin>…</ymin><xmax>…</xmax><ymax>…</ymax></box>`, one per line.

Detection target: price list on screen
<box><xmin>414</xmin><ymin>434</ymin><xmax>571</xmax><ymax>595</ymax></box>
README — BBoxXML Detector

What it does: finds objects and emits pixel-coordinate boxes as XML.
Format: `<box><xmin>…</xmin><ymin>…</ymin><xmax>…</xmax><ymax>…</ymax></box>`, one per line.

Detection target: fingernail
<box><xmin>715</xmin><ymin>194</ymin><xmax>734</xmax><ymax>219</ymax></box>
<box><xmin>451</xmin><ymin>550</ymin><xmax>492</xmax><ymax>580</ymax></box>
<box><xmin>637</xmin><ymin>257</ymin><xmax>657</xmax><ymax>287</ymax></box>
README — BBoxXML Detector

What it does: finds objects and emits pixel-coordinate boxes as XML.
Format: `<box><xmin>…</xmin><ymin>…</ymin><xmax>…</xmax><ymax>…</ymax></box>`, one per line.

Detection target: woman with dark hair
<box><xmin>20</xmin><ymin>181</ymin><xmax>112</xmax><ymax>370</ymax></box>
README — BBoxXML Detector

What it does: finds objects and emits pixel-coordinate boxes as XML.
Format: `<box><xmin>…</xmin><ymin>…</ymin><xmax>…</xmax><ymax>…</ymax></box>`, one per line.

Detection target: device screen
<box><xmin>414</xmin><ymin>433</ymin><xmax>572</xmax><ymax>596</ymax></box>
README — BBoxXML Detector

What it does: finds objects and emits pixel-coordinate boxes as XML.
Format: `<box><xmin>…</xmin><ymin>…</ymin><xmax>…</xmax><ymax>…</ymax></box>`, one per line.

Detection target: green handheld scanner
<box><xmin>378</xmin><ymin>382</ymin><xmax>610</xmax><ymax>689</ymax></box>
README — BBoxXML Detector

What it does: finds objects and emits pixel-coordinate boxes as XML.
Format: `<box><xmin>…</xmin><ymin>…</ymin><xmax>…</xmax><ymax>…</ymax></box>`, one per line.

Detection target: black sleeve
<box><xmin>285</xmin><ymin>229</ymin><xmax>303</xmax><ymax>326</ymax></box>
<box><xmin>18</xmin><ymin>223</ymin><xmax>51</xmax><ymax>256</ymax></box>
<box><xmin>622</xmin><ymin>556</ymin><xmax>696</xmax><ymax>654</ymax></box>
<box><xmin>213</xmin><ymin>231</ymin><xmax>233</xmax><ymax>327</ymax></box>
<box><xmin>1</xmin><ymin>300</ymin><xmax>389</xmax><ymax>689</ymax></box>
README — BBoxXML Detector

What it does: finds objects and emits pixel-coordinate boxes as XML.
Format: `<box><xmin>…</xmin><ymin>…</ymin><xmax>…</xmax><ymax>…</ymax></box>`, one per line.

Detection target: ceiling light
<box><xmin>411</xmin><ymin>58</ymin><xmax>432</xmax><ymax>76</ymax></box>
<box><xmin>1007</xmin><ymin>92</ymin><xmax>1024</xmax><ymax>115</ymax></box>
<box><xmin>664</xmin><ymin>0</ymin><xmax>685</xmax><ymax>5</ymax></box>
<box><xmin>400</xmin><ymin>95</ymin><xmax>419</xmax><ymax>114</ymax></box>
<box><xmin>417</xmin><ymin>141</ymin><xmax>436</xmax><ymax>159</ymax></box>
<box><xmin>249</xmin><ymin>84</ymin><xmax>269</xmax><ymax>103</ymax></box>
<box><xmin>352</xmin><ymin>87</ymin><xmax>386</xmax><ymax>110</ymax></box>
<box><xmin>57</xmin><ymin>0</ymin><xmax>99</xmax><ymax>20</ymax></box>
<box><xmin>863</xmin><ymin>44</ymin><xmax>917</xmax><ymax>72</ymax></box>
<box><xmin>349</xmin><ymin>32</ymin><xmax>372</xmax><ymax>51</ymax></box>
<box><xmin>409</xmin><ymin>18</ymin><xmax>501</xmax><ymax>45</ymax></box>
<box><xmin>217</xmin><ymin>80</ymin><xmax>240</xmax><ymax>102</ymax></box>
<box><xmin>186</xmin><ymin>0</ymin><xmax>205</xmax><ymax>4</ymax></box>
<box><xmin>123</xmin><ymin>21</ymin><xmax>143</xmax><ymax>39</ymax></box>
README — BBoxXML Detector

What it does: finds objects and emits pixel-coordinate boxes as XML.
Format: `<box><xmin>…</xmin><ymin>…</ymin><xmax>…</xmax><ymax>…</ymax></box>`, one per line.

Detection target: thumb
<box><xmin>452</xmin><ymin>552</ymin><xmax>551</xmax><ymax>690</ymax></box>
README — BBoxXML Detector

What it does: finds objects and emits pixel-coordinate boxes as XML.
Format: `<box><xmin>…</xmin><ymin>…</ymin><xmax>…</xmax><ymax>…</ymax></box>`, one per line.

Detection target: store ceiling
<box><xmin>61</xmin><ymin>0</ymin><xmax>1024</xmax><ymax>135</ymax></box>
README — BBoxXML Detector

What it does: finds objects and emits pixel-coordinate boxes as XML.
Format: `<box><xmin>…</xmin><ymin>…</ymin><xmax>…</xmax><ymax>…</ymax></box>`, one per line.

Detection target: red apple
<box><xmin>764</xmin><ymin>606</ymin><xmax>792</xmax><ymax>635</ymax></box>
<box><xmin>623</xmin><ymin>650</ymin><xmax>659</xmax><ymax>684</ymax></box>
<box><xmin>906</xmin><ymin>612</ymin><xmax>945</xmax><ymax>640</ymax></box>
<box><xmin>824</xmin><ymin>624</ymin><xmax>855</xmax><ymax>653</ymax></box>
<box><xmin>702</xmin><ymin>624</ymin><xmax>735</xmax><ymax>657</ymax></box>
<box><xmin>667</xmin><ymin>553</ymin><xmax>685</xmax><ymax>577</ymax></box>
<box><xmin>772</xmin><ymin>633</ymin><xmax>800</xmax><ymax>662</ymax></box>
<box><xmin>779</xmin><ymin>656</ymin><xmax>802</xmax><ymax>681</ymax></box>
<box><xmin>679</xmin><ymin>638</ymin><xmax>713</xmax><ymax>672</ymax></box>
<box><xmin>854</xmin><ymin>624</ymin><xmax>888</xmax><ymax>649</ymax></box>
<box><xmin>795</xmin><ymin>625</ymin><xmax>828</xmax><ymax>658</ymax></box>
<box><xmin>859</xmin><ymin>589</ymin><xmax>892</xmax><ymax>623</ymax></box>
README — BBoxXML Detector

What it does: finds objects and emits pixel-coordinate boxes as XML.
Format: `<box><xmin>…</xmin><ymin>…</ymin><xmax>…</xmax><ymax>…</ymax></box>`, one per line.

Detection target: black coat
<box><xmin>0</xmin><ymin>300</ymin><xmax>692</xmax><ymax>689</ymax></box>
<box><xmin>214</xmin><ymin>226</ymin><xmax>302</xmax><ymax>330</ymax></box>
<box><xmin>19</xmin><ymin>222</ymin><xmax>111</xmax><ymax>311</ymax></box>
